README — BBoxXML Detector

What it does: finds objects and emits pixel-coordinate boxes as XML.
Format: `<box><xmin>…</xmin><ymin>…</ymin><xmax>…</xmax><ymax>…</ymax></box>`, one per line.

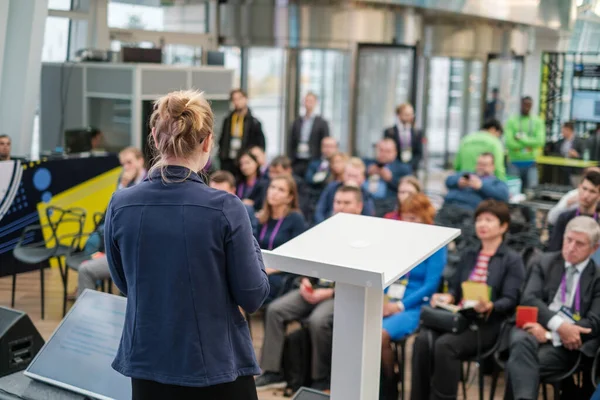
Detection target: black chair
<box><xmin>391</xmin><ymin>338</ymin><xmax>407</xmax><ymax>400</ymax></box>
<box><xmin>12</xmin><ymin>206</ymin><xmax>86</xmax><ymax>319</ymax></box>
<box><xmin>539</xmin><ymin>353</ymin><xmax>582</xmax><ymax>400</ymax></box>
<box><xmin>592</xmin><ymin>346</ymin><xmax>600</xmax><ymax>388</ymax></box>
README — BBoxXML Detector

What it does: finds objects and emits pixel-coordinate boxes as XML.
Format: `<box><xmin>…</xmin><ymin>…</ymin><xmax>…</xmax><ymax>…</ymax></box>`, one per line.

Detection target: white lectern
<box><xmin>262</xmin><ymin>213</ymin><xmax>460</xmax><ymax>400</ymax></box>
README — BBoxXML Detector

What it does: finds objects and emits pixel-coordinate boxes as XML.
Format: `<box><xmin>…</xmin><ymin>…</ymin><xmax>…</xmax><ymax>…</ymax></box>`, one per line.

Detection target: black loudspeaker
<box><xmin>292</xmin><ymin>387</ymin><xmax>330</xmax><ymax>400</ymax></box>
<box><xmin>0</xmin><ymin>307</ymin><xmax>44</xmax><ymax>378</ymax></box>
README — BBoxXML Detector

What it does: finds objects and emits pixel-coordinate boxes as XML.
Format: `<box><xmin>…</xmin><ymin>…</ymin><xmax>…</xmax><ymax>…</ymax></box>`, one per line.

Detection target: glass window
<box><xmin>299</xmin><ymin>49</ymin><xmax>351</xmax><ymax>152</ymax></box>
<box><xmin>486</xmin><ymin>58</ymin><xmax>524</xmax><ymax>123</ymax></box>
<box><xmin>247</xmin><ymin>47</ymin><xmax>285</xmax><ymax>158</ymax></box>
<box><xmin>163</xmin><ymin>45</ymin><xmax>202</xmax><ymax>66</ymax></box>
<box><xmin>426</xmin><ymin>57</ymin><xmax>451</xmax><ymax>168</ymax></box>
<box><xmin>355</xmin><ymin>47</ymin><xmax>415</xmax><ymax>157</ymax></box>
<box><xmin>219</xmin><ymin>46</ymin><xmax>242</xmax><ymax>89</ymax></box>
<box><xmin>48</xmin><ymin>0</ymin><xmax>71</xmax><ymax>10</ymax></box>
<box><xmin>108</xmin><ymin>0</ymin><xmax>207</xmax><ymax>33</ymax></box>
<box><xmin>42</xmin><ymin>17</ymin><xmax>70</xmax><ymax>62</ymax></box>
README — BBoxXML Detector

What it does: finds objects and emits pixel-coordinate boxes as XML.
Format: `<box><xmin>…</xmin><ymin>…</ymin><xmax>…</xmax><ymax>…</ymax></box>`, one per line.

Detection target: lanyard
<box><xmin>236</xmin><ymin>179</ymin><xmax>255</xmax><ymax>198</ymax></box>
<box><xmin>576</xmin><ymin>209</ymin><xmax>598</xmax><ymax>220</ymax></box>
<box><xmin>560</xmin><ymin>271</ymin><xmax>581</xmax><ymax>315</ymax></box>
<box><xmin>259</xmin><ymin>217</ymin><xmax>285</xmax><ymax>250</ymax></box>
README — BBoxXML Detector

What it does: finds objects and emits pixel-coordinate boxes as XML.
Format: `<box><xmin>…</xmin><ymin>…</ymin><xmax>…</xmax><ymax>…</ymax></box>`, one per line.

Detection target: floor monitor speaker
<box><xmin>0</xmin><ymin>307</ymin><xmax>44</xmax><ymax>378</ymax></box>
<box><xmin>292</xmin><ymin>387</ymin><xmax>330</xmax><ymax>400</ymax></box>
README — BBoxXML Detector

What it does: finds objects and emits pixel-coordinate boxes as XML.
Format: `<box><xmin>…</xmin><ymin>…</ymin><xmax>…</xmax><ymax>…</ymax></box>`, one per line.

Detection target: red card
<box><xmin>516</xmin><ymin>306</ymin><xmax>538</xmax><ymax>328</ymax></box>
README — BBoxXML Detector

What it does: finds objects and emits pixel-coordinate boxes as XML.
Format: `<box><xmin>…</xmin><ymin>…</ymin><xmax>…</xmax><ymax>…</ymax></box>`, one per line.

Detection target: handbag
<box><xmin>420</xmin><ymin>305</ymin><xmax>470</xmax><ymax>334</ymax></box>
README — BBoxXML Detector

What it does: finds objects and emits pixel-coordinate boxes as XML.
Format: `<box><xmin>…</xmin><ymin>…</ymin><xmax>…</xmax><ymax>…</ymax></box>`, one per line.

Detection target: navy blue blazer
<box><xmin>104</xmin><ymin>166</ymin><xmax>269</xmax><ymax>387</ymax></box>
<box><xmin>313</xmin><ymin>181</ymin><xmax>376</xmax><ymax>224</ymax></box>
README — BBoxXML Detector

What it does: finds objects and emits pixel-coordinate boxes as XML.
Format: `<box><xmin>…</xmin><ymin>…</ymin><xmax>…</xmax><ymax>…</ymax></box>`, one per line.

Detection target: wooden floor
<box><xmin>0</xmin><ymin>267</ymin><xmax>531</xmax><ymax>400</ymax></box>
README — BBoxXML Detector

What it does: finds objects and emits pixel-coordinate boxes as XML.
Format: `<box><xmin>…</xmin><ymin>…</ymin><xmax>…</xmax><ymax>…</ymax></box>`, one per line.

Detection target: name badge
<box><xmin>368</xmin><ymin>175</ymin><xmax>380</xmax><ymax>194</ymax></box>
<box><xmin>388</xmin><ymin>283</ymin><xmax>407</xmax><ymax>301</ymax></box>
<box><xmin>401</xmin><ymin>149</ymin><xmax>412</xmax><ymax>163</ymax></box>
<box><xmin>313</xmin><ymin>171</ymin><xmax>327</xmax><ymax>183</ymax></box>
<box><xmin>229</xmin><ymin>137</ymin><xmax>242</xmax><ymax>159</ymax></box>
<box><xmin>297</xmin><ymin>142</ymin><xmax>310</xmax><ymax>157</ymax></box>
<box><xmin>558</xmin><ymin>305</ymin><xmax>580</xmax><ymax>323</ymax></box>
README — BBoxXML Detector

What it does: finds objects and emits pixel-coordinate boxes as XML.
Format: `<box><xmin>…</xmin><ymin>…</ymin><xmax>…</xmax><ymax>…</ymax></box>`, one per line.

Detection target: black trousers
<box><xmin>131</xmin><ymin>376</ymin><xmax>258</xmax><ymax>400</ymax></box>
<box><xmin>504</xmin><ymin>327</ymin><xmax>579</xmax><ymax>400</ymax></box>
<box><xmin>411</xmin><ymin>324</ymin><xmax>500</xmax><ymax>400</ymax></box>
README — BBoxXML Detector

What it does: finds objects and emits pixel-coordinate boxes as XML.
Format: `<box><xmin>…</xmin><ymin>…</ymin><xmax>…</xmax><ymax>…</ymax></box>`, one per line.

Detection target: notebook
<box><xmin>516</xmin><ymin>306</ymin><xmax>538</xmax><ymax>328</ymax></box>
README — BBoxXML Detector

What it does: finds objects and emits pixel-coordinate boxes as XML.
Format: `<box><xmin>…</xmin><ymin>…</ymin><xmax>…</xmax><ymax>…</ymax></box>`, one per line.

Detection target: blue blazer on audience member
<box><xmin>362</xmin><ymin>159</ymin><xmax>412</xmax><ymax>199</ymax></box>
<box><xmin>444</xmin><ymin>173</ymin><xmax>509</xmax><ymax>211</ymax></box>
<box><xmin>313</xmin><ymin>181</ymin><xmax>376</xmax><ymax>224</ymax></box>
<box><xmin>104</xmin><ymin>166</ymin><xmax>269</xmax><ymax>388</ymax></box>
<box><xmin>305</xmin><ymin>158</ymin><xmax>330</xmax><ymax>186</ymax></box>
<box><xmin>383</xmin><ymin>247</ymin><xmax>447</xmax><ymax>340</ymax></box>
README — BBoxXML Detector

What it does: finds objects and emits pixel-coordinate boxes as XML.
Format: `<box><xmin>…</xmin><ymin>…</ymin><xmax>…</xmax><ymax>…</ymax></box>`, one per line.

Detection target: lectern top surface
<box><xmin>271</xmin><ymin>213</ymin><xmax>460</xmax><ymax>287</ymax></box>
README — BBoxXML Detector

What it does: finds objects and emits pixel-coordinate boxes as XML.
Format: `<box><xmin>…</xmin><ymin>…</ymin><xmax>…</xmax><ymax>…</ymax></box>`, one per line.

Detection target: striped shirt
<box><xmin>469</xmin><ymin>252</ymin><xmax>491</xmax><ymax>283</ymax></box>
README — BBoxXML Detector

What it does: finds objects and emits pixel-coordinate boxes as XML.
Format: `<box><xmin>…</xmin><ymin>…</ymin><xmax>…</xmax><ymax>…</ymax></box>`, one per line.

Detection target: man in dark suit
<box><xmin>504</xmin><ymin>216</ymin><xmax>600</xmax><ymax>400</ymax></box>
<box><xmin>547</xmin><ymin>169</ymin><xmax>600</xmax><ymax>251</ymax></box>
<box><xmin>383</xmin><ymin>103</ymin><xmax>423</xmax><ymax>173</ymax></box>
<box><xmin>288</xmin><ymin>92</ymin><xmax>330</xmax><ymax>178</ymax></box>
<box><xmin>218</xmin><ymin>89</ymin><xmax>266</xmax><ymax>174</ymax></box>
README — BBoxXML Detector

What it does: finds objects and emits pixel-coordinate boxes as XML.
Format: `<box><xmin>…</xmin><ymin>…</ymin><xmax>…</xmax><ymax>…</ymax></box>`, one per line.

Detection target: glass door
<box><xmin>298</xmin><ymin>49</ymin><xmax>351</xmax><ymax>151</ymax></box>
<box><xmin>425</xmin><ymin>57</ymin><xmax>484</xmax><ymax>170</ymax></box>
<box><xmin>355</xmin><ymin>45</ymin><xmax>416</xmax><ymax>157</ymax></box>
<box><xmin>485</xmin><ymin>56</ymin><xmax>524</xmax><ymax>124</ymax></box>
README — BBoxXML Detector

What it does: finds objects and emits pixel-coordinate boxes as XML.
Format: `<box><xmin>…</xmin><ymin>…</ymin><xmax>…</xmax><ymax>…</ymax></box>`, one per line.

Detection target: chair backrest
<box><xmin>45</xmin><ymin>206</ymin><xmax>86</xmax><ymax>248</ymax></box>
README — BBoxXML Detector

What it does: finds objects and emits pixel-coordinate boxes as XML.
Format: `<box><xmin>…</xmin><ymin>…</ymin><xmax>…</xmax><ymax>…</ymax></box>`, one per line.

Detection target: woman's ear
<box><xmin>202</xmin><ymin>133</ymin><xmax>213</xmax><ymax>153</ymax></box>
<box><xmin>151</xmin><ymin>128</ymin><xmax>158</xmax><ymax>149</ymax></box>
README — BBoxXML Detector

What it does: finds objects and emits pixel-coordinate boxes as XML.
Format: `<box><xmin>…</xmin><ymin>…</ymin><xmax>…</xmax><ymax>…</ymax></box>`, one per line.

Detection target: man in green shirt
<box><xmin>505</xmin><ymin>96</ymin><xmax>546</xmax><ymax>190</ymax></box>
<box><xmin>454</xmin><ymin>119</ymin><xmax>505</xmax><ymax>181</ymax></box>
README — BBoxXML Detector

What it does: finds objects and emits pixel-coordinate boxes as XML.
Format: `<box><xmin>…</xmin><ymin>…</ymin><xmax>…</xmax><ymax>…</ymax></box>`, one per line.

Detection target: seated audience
<box><xmin>0</xmin><ymin>134</ymin><xmax>11</xmax><ymax>161</ymax></box>
<box><xmin>209</xmin><ymin>170</ymin><xmax>258</xmax><ymax>236</ymax></box>
<box><xmin>505</xmin><ymin>216</ymin><xmax>600</xmax><ymax>400</ymax></box>
<box><xmin>326</xmin><ymin>151</ymin><xmax>349</xmax><ymax>184</ymax></box>
<box><xmin>75</xmin><ymin>147</ymin><xmax>147</xmax><ymax>298</ymax></box>
<box><xmin>454</xmin><ymin>119</ymin><xmax>505</xmax><ymax>181</ymax></box>
<box><xmin>250</xmin><ymin>145</ymin><xmax>269</xmax><ymax>177</ymax></box>
<box><xmin>314</xmin><ymin>157</ymin><xmax>375</xmax><ymax>223</ymax></box>
<box><xmin>363</xmin><ymin>138</ymin><xmax>412</xmax><ymax>200</ymax></box>
<box><xmin>117</xmin><ymin>147</ymin><xmax>147</xmax><ymax>189</ymax></box>
<box><xmin>444</xmin><ymin>152</ymin><xmax>509</xmax><ymax>211</ymax></box>
<box><xmin>547</xmin><ymin>169</ymin><xmax>600</xmax><ymax>252</ymax></box>
<box><xmin>411</xmin><ymin>200</ymin><xmax>525</xmax><ymax>400</ymax></box>
<box><xmin>255</xmin><ymin>185</ymin><xmax>364</xmax><ymax>391</ymax></box>
<box><xmin>266</xmin><ymin>155</ymin><xmax>310</xmax><ymax>221</ymax></box>
<box><xmin>547</xmin><ymin>167</ymin><xmax>600</xmax><ymax>226</ymax></box>
<box><xmin>236</xmin><ymin>150</ymin><xmax>267</xmax><ymax>211</ymax></box>
<box><xmin>384</xmin><ymin>176</ymin><xmax>422</xmax><ymax>220</ymax></box>
<box><xmin>381</xmin><ymin>193</ymin><xmax>447</xmax><ymax>399</ymax></box>
<box><xmin>257</xmin><ymin>175</ymin><xmax>306</xmax><ymax>304</ymax></box>
<box><xmin>305</xmin><ymin>137</ymin><xmax>339</xmax><ymax>187</ymax></box>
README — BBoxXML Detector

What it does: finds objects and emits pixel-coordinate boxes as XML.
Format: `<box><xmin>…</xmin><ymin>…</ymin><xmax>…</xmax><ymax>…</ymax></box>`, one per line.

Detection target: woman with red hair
<box><xmin>380</xmin><ymin>193</ymin><xmax>446</xmax><ymax>399</ymax></box>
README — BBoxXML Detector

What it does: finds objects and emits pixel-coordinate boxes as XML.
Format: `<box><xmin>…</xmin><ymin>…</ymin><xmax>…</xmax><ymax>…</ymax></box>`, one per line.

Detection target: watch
<box><xmin>545</xmin><ymin>331</ymin><xmax>552</xmax><ymax>341</ymax></box>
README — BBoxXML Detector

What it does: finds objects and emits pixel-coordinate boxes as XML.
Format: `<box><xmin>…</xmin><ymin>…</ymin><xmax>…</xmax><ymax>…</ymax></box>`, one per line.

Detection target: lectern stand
<box><xmin>262</xmin><ymin>213</ymin><xmax>460</xmax><ymax>400</ymax></box>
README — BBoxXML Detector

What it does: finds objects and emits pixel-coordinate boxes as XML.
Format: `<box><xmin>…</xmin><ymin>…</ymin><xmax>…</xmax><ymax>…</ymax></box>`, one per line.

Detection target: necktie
<box><xmin>565</xmin><ymin>266</ymin><xmax>578</xmax><ymax>303</ymax></box>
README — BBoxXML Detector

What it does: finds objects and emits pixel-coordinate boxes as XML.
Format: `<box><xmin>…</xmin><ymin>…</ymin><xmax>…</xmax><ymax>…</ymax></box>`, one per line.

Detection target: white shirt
<box><xmin>547</xmin><ymin>258</ymin><xmax>590</xmax><ymax>345</ymax></box>
<box><xmin>396</xmin><ymin>120</ymin><xmax>411</xmax><ymax>149</ymax></box>
<box><xmin>547</xmin><ymin>189</ymin><xmax>578</xmax><ymax>226</ymax></box>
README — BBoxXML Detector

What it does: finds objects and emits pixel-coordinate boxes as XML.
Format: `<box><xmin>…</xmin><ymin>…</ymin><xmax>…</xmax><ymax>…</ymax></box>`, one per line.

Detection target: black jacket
<box><xmin>547</xmin><ymin>208</ymin><xmax>598</xmax><ymax>252</ymax></box>
<box><xmin>521</xmin><ymin>251</ymin><xmax>600</xmax><ymax>356</ymax></box>
<box><xmin>288</xmin><ymin>115</ymin><xmax>329</xmax><ymax>162</ymax></box>
<box><xmin>219</xmin><ymin>109</ymin><xmax>265</xmax><ymax>162</ymax></box>
<box><xmin>383</xmin><ymin>125</ymin><xmax>423</xmax><ymax>172</ymax></box>
<box><xmin>448</xmin><ymin>242</ymin><xmax>525</xmax><ymax>319</ymax></box>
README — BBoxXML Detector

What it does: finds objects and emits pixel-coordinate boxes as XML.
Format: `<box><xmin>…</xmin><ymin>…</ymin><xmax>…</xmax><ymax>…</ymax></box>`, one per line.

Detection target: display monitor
<box><xmin>24</xmin><ymin>290</ymin><xmax>130</xmax><ymax>400</ymax></box>
<box><xmin>571</xmin><ymin>90</ymin><xmax>600</xmax><ymax>123</ymax></box>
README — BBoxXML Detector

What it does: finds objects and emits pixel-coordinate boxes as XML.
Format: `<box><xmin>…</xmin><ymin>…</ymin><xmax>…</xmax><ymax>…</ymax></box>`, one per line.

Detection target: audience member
<box><xmin>326</xmin><ymin>151</ymin><xmax>348</xmax><ymax>184</ymax></box>
<box><xmin>383</xmin><ymin>103</ymin><xmax>423</xmax><ymax>173</ymax></box>
<box><xmin>547</xmin><ymin>167</ymin><xmax>600</xmax><ymax>226</ymax></box>
<box><xmin>0</xmin><ymin>134</ymin><xmax>11</xmax><ymax>161</ymax></box>
<box><xmin>411</xmin><ymin>200</ymin><xmax>525</xmax><ymax>400</ymax></box>
<box><xmin>454</xmin><ymin>119</ymin><xmax>505</xmax><ymax>181</ymax></box>
<box><xmin>219</xmin><ymin>89</ymin><xmax>266</xmax><ymax>174</ymax></box>
<box><xmin>305</xmin><ymin>137</ymin><xmax>339</xmax><ymax>187</ymax></box>
<box><xmin>209</xmin><ymin>170</ymin><xmax>258</xmax><ymax>236</ymax></box>
<box><xmin>364</xmin><ymin>138</ymin><xmax>412</xmax><ymax>200</ymax></box>
<box><xmin>381</xmin><ymin>193</ymin><xmax>446</xmax><ymax>399</ymax></box>
<box><xmin>288</xmin><ymin>92</ymin><xmax>330</xmax><ymax>177</ymax></box>
<box><xmin>505</xmin><ymin>216</ymin><xmax>600</xmax><ymax>400</ymax></box>
<box><xmin>236</xmin><ymin>150</ymin><xmax>267</xmax><ymax>211</ymax></box>
<box><xmin>444</xmin><ymin>153</ymin><xmax>509</xmax><ymax>211</ymax></box>
<box><xmin>484</xmin><ymin>88</ymin><xmax>504</xmax><ymax>122</ymax></box>
<box><xmin>383</xmin><ymin>176</ymin><xmax>422</xmax><ymax>220</ymax></box>
<box><xmin>255</xmin><ymin>185</ymin><xmax>364</xmax><ymax>391</ymax></box>
<box><xmin>117</xmin><ymin>147</ymin><xmax>147</xmax><ymax>189</ymax></box>
<box><xmin>90</xmin><ymin>128</ymin><xmax>104</xmax><ymax>151</ymax></box>
<box><xmin>547</xmin><ymin>169</ymin><xmax>600</xmax><ymax>251</ymax></box>
<box><xmin>553</xmin><ymin>121</ymin><xmax>584</xmax><ymax>159</ymax></box>
<box><xmin>314</xmin><ymin>157</ymin><xmax>375</xmax><ymax>223</ymax></box>
<box><xmin>250</xmin><ymin>145</ymin><xmax>269</xmax><ymax>177</ymax></box>
<box><xmin>266</xmin><ymin>155</ymin><xmax>310</xmax><ymax>221</ymax></box>
<box><xmin>505</xmin><ymin>96</ymin><xmax>546</xmax><ymax>191</ymax></box>
<box><xmin>257</xmin><ymin>175</ymin><xmax>306</xmax><ymax>304</ymax></box>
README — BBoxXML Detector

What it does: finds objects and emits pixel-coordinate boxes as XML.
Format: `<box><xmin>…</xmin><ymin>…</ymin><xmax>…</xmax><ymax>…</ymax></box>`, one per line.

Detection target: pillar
<box><xmin>0</xmin><ymin>0</ymin><xmax>49</xmax><ymax>158</ymax></box>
